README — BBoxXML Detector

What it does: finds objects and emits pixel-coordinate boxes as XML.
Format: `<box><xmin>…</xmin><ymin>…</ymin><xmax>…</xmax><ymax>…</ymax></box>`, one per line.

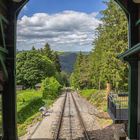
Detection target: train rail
<box><xmin>71</xmin><ymin>93</ymin><xmax>90</xmax><ymax>140</ymax></box>
<box><xmin>54</xmin><ymin>92</ymin><xmax>67</xmax><ymax>140</ymax></box>
<box><xmin>53</xmin><ymin>92</ymin><xmax>91</xmax><ymax>140</ymax></box>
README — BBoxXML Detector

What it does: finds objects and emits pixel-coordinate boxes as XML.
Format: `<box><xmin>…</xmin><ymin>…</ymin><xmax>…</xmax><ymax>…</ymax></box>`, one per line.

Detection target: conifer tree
<box><xmin>71</xmin><ymin>0</ymin><xmax>128</xmax><ymax>91</ymax></box>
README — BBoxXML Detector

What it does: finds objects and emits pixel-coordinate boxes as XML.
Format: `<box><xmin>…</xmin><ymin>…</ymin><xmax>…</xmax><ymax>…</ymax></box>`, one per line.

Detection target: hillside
<box><xmin>58</xmin><ymin>52</ymin><xmax>89</xmax><ymax>73</ymax></box>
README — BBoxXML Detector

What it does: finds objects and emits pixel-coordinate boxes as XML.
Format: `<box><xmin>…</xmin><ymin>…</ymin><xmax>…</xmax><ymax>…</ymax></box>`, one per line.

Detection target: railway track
<box><xmin>53</xmin><ymin>92</ymin><xmax>91</xmax><ymax>140</ymax></box>
<box><xmin>71</xmin><ymin>93</ymin><xmax>90</xmax><ymax>140</ymax></box>
<box><xmin>54</xmin><ymin>92</ymin><xmax>67</xmax><ymax>140</ymax></box>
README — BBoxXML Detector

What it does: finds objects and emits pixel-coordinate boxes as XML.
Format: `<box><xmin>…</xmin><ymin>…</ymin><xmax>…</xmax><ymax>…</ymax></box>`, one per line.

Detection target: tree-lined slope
<box><xmin>71</xmin><ymin>0</ymin><xmax>128</xmax><ymax>91</ymax></box>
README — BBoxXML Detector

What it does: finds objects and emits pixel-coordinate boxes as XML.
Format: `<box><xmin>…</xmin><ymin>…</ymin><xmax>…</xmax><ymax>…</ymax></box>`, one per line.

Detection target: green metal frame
<box><xmin>114</xmin><ymin>1</ymin><xmax>140</xmax><ymax>139</ymax></box>
<box><xmin>114</xmin><ymin>0</ymin><xmax>129</xmax><ymax>16</ymax></box>
<box><xmin>0</xmin><ymin>0</ymin><xmax>29</xmax><ymax>139</ymax></box>
<box><xmin>118</xmin><ymin>43</ymin><xmax>140</xmax><ymax>60</ymax></box>
<box><xmin>136</xmin><ymin>19</ymin><xmax>140</xmax><ymax>26</ymax></box>
<box><xmin>0</xmin><ymin>0</ymin><xmax>139</xmax><ymax>139</ymax></box>
<box><xmin>0</xmin><ymin>15</ymin><xmax>8</xmax><ymax>80</ymax></box>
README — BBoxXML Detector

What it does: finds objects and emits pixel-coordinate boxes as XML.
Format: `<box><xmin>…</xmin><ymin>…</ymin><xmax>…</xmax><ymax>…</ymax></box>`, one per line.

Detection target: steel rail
<box><xmin>54</xmin><ymin>92</ymin><xmax>67</xmax><ymax>140</ymax></box>
<box><xmin>68</xmin><ymin>93</ymin><xmax>73</xmax><ymax>139</ymax></box>
<box><xmin>71</xmin><ymin>93</ymin><xmax>91</xmax><ymax>140</ymax></box>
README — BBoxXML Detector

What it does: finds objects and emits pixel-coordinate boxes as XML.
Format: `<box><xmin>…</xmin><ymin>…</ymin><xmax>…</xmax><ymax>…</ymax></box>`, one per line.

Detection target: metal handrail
<box><xmin>108</xmin><ymin>93</ymin><xmax>128</xmax><ymax>121</ymax></box>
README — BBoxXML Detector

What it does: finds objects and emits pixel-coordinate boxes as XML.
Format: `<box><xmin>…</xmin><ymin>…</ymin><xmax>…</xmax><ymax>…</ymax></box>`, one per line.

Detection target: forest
<box><xmin>70</xmin><ymin>0</ymin><xmax>128</xmax><ymax>92</ymax></box>
<box><xmin>16</xmin><ymin>43</ymin><xmax>69</xmax><ymax>89</ymax></box>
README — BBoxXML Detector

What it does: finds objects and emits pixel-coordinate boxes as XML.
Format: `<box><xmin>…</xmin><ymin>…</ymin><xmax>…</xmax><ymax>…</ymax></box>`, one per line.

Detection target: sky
<box><xmin>17</xmin><ymin>0</ymin><xmax>107</xmax><ymax>52</ymax></box>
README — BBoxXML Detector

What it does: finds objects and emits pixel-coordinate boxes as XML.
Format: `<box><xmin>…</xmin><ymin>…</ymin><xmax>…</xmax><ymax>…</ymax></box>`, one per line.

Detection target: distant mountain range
<box><xmin>58</xmin><ymin>52</ymin><xmax>89</xmax><ymax>74</ymax></box>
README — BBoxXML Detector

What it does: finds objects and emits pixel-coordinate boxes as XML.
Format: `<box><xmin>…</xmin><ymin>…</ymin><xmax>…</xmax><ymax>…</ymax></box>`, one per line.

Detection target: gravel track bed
<box><xmin>60</xmin><ymin>92</ymin><xmax>84</xmax><ymax>140</ymax></box>
<box><xmin>73</xmin><ymin>92</ymin><xmax>115</xmax><ymax>140</ymax></box>
<box><xmin>21</xmin><ymin>91</ymin><xmax>116</xmax><ymax>140</ymax></box>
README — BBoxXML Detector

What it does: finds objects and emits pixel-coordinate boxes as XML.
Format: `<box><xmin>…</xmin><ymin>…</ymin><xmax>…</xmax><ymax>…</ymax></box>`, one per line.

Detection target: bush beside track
<box><xmin>17</xmin><ymin>89</ymin><xmax>57</xmax><ymax>136</ymax></box>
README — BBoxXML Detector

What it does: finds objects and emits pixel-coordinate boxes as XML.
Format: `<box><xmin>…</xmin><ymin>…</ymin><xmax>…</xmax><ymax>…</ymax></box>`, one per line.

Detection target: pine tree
<box><xmin>89</xmin><ymin>0</ymin><xmax>128</xmax><ymax>91</ymax></box>
<box><xmin>40</xmin><ymin>43</ymin><xmax>61</xmax><ymax>72</ymax></box>
<box><xmin>43</xmin><ymin>43</ymin><xmax>53</xmax><ymax>59</ymax></box>
<box><xmin>52</xmin><ymin>52</ymin><xmax>61</xmax><ymax>72</ymax></box>
<box><xmin>32</xmin><ymin>46</ymin><xmax>36</xmax><ymax>50</ymax></box>
<box><xmin>71</xmin><ymin>0</ymin><xmax>128</xmax><ymax>91</ymax></box>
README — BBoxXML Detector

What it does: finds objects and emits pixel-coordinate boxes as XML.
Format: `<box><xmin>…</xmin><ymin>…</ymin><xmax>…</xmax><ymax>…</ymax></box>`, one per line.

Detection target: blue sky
<box><xmin>19</xmin><ymin>0</ymin><xmax>106</xmax><ymax>17</ymax></box>
<box><xmin>17</xmin><ymin>0</ymin><xmax>107</xmax><ymax>52</ymax></box>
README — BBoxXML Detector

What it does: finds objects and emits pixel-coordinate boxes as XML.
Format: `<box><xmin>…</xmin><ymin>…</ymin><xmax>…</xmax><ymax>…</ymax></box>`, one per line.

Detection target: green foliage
<box><xmin>17</xmin><ymin>90</ymin><xmax>44</xmax><ymax>124</ymax></box>
<box><xmin>54</xmin><ymin>71</ymin><xmax>70</xmax><ymax>87</ymax></box>
<box><xmin>39</xmin><ymin>43</ymin><xmax>53</xmax><ymax>60</ymax></box>
<box><xmin>17</xmin><ymin>89</ymin><xmax>42</xmax><ymax>111</ymax></box>
<box><xmin>41</xmin><ymin>77</ymin><xmax>62</xmax><ymax>99</ymax></box>
<box><xmin>16</xmin><ymin>42</ymin><xmax>63</xmax><ymax>89</ymax></box>
<box><xmin>17</xmin><ymin>90</ymin><xmax>43</xmax><ymax>136</ymax></box>
<box><xmin>59</xmin><ymin>71</ymin><xmax>70</xmax><ymax>87</ymax></box>
<box><xmin>52</xmin><ymin>52</ymin><xmax>61</xmax><ymax>72</ymax></box>
<box><xmin>17</xmin><ymin>89</ymin><xmax>57</xmax><ymax>136</ymax></box>
<box><xmin>70</xmin><ymin>73</ymin><xmax>76</xmax><ymax>88</ymax></box>
<box><xmin>71</xmin><ymin>1</ymin><xmax>128</xmax><ymax>92</ymax></box>
<box><xmin>39</xmin><ymin>43</ymin><xmax>61</xmax><ymax>72</ymax></box>
<box><xmin>70</xmin><ymin>52</ymin><xmax>92</xmax><ymax>89</ymax></box>
<box><xmin>80</xmin><ymin>89</ymin><xmax>97</xmax><ymax>100</ymax></box>
<box><xmin>18</xmin><ymin>113</ymin><xmax>40</xmax><ymax>136</ymax></box>
<box><xmin>80</xmin><ymin>89</ymin><xmax>107</xmax><ymax>111</ymax></box>
<box><xmin>17</xmin><ymin>98</ymin><xmax>44</xmax><ymax>124</ymax></box>
<box><xmin>90</xmin><ymin>1</ymin><xmax>128</xmax><ymax>91</ymax></box>
<box><xmin>16</xmin><ymin>50</ymin><xmax>56</xmax><ymax>88</ymax></box>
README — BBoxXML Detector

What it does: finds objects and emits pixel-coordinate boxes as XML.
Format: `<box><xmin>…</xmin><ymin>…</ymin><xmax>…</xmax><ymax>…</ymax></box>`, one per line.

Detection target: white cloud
<box><xmin>17</xmin><ymin>11</ymin><xmax>101</xmax><ymax>51</ymax></box>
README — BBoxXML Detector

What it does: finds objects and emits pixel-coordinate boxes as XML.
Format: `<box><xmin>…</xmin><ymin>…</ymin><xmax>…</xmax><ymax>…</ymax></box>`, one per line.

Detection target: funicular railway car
<box><xmin>0</xmin><ymin>0</ymin><xmax>140</xmax><ymax>140</ymax></box>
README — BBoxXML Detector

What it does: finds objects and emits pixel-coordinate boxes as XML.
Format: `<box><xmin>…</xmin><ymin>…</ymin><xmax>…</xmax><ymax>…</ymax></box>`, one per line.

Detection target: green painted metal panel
<box><xmin>0</xmin><ymin>20</ymin><xmax>6</xmax><ymax>49</ymax></box>
<box><xmin>136</xmin><ymin>19</ymin><xmax>140</xmax><ymax>26</ymax></box>
<box><xmin>128</xmin><ymin>61</ymin><xmax>138</xmax><ymax>139</ymax></box>
<box><xmin>0</xmin><ymin>1</ymin><xmax>29</xmax><ymax>139</ymax></box>
<box><xmin>0</xmin><ymin>15</ymin><xmax>8</xmax><ymax>24</ymax></box>
<box><xmin>114</xmin><ymin>0</ymin><xmax>129</xmax><ymax>15</ymax></box>
<box><xmin>0</xmin><ymin>0</ymin><xmax>138</xmax><ymax>140</ymax></box>
<box><xmin>0</xmin><ymin>1</ymin><xmax>7</xmax><ymax>11</ymax></box>
<box><xmin>0</xmin><ymin>14</ymin><xmax>8</xmax><ymax>80</ymax></box>
<box><xmin>118</xmin><ymin>43</ymin><xmax>140</xmax><ymax>60</ymax></box>
<box><xmin>115</xmin><ymin>0</ymin><xmax>139</xmax><ymax>139</ymax></box>
<box><xmin>0</xmin><ymin>49</ymin><xmax>8</xmax><ymax>81</ymax></box>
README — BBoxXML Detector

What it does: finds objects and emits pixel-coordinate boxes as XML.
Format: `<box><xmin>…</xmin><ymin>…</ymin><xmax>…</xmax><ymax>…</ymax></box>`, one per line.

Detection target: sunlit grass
<box><xmin>17</xmin><ymin>89</ymin><xmax>42</xmax><ymax>111</ymax></box>
<box><xmin>79</xmin><ymin>89</ymin><xmax>97</xmax><ymax>100</ymax></box>
<box><xmin>80</xmin><ymin>89</ymin><xmax>107</xmax><ymax>111</ymax></box>
<box><xmin>17</xmin><ymin>89</ymin><xmax>55</xmax><ymax>137</ymax></box>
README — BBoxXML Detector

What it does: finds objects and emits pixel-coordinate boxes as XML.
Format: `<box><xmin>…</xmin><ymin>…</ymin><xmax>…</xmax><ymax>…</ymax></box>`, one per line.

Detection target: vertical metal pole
<box><xmin>137</xmin><ymin>61</ymin><xmax>140</xmax><ymax>140</ymax></box>
<box><xmin>113</xmin><ymin>1</ymin><xmax>139</xmax><ymax>138</ymax></box>
<box><xmin>1</xmin><ymin>1</ymin><xmax>28</xmax><ymax>139</ymax></box>
<box><xmin>2</xmin><ymin>7</ymin><xmax>17</xmax><ymax>140</ymax></box>
<box><xmin>127</xmin><ymin>3</ymin><xmax>139</xmax><ymax>139</ymax></box>
<box><xmin>128</xmin><ymin>61</ymin><xmax>138</xmax><ymax>139</ymax></box>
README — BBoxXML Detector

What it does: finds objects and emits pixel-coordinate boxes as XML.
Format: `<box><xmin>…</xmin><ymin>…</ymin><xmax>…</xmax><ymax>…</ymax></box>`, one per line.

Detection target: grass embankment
<box><xmin>80</xmin><ymin>89</ymin><xmax>113</xmax><ymax>128</ymax></box>
<box><xmin>80</xmin><ymin>89</ymin><xmax>107</xmax><ymax>111</ymax></box>
<box><xmin>17</xmin><ymin>89</ymin><xmax>55</xmax><ymax>136</ymax></box>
